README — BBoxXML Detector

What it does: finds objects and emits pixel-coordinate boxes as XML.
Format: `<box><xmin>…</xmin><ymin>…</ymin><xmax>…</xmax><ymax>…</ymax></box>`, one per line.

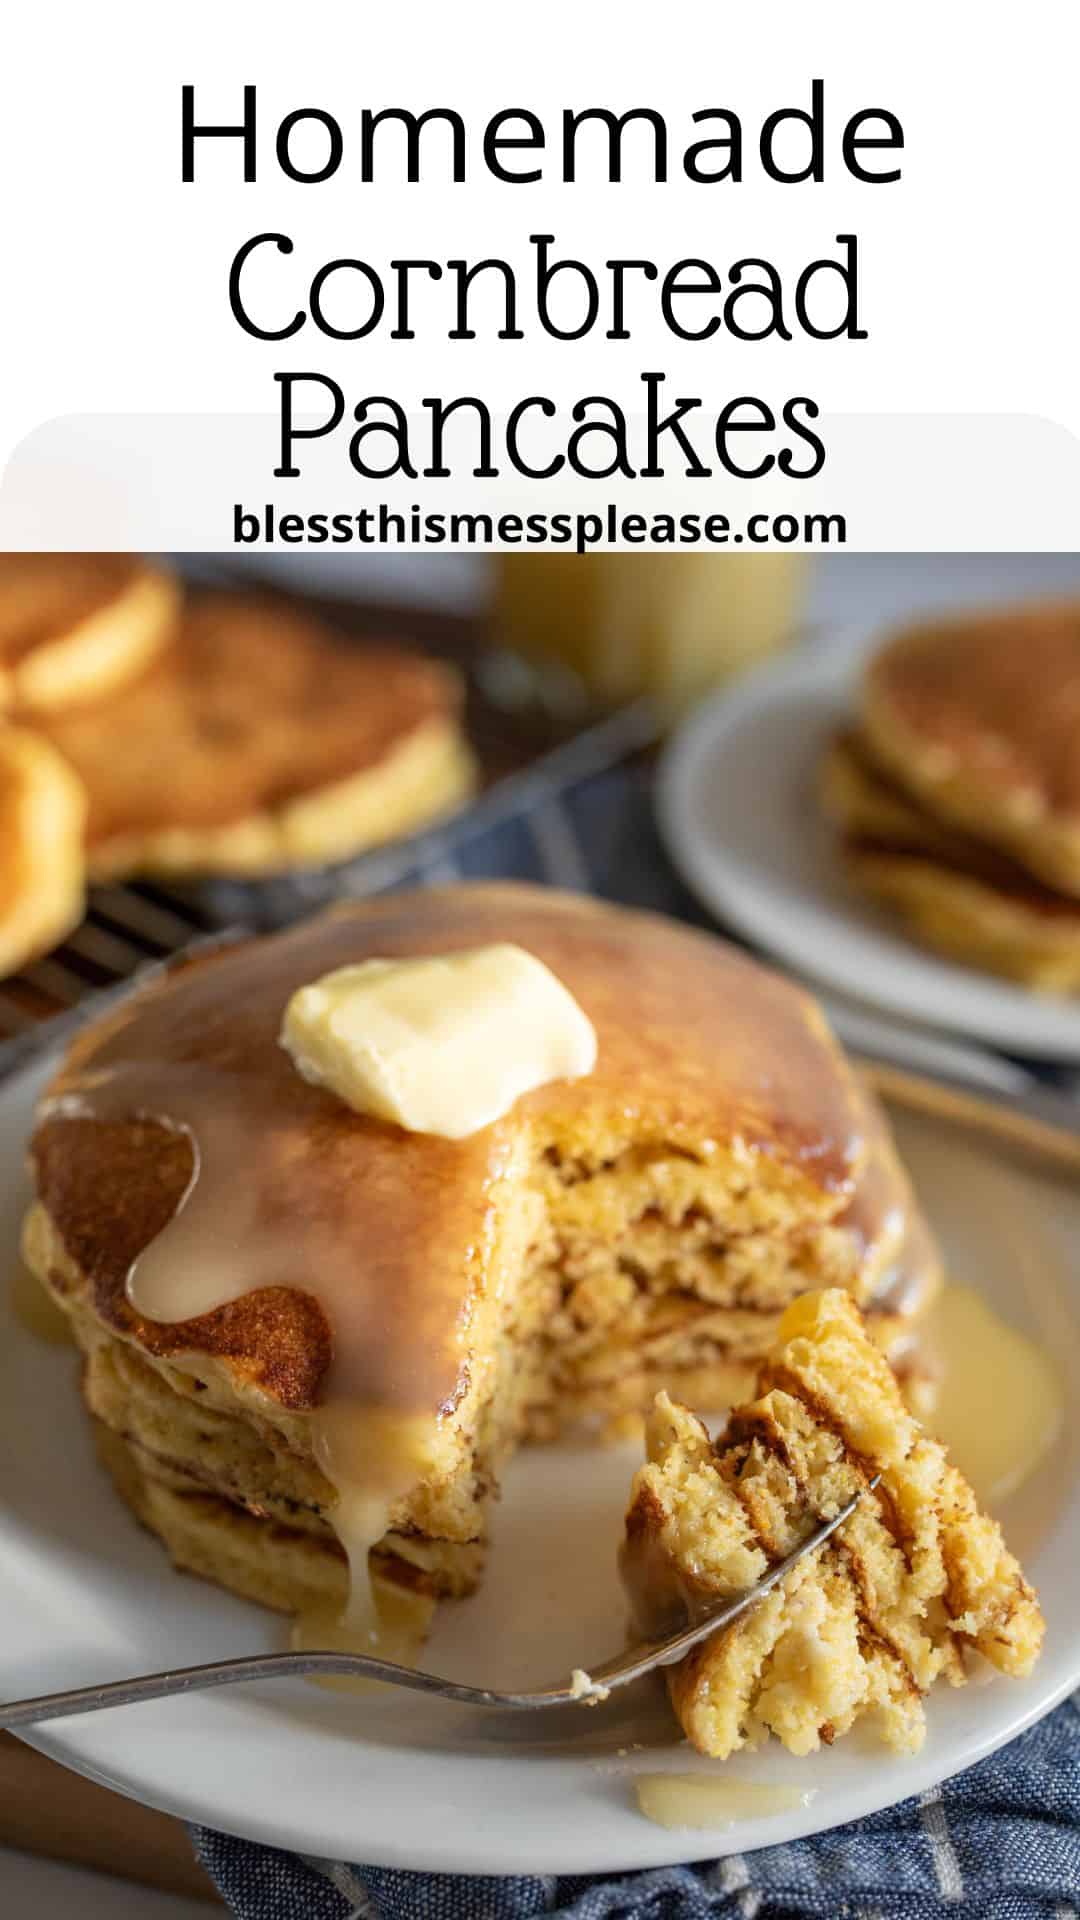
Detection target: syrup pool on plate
<box><xmin>635</xmin><ymin>1776</ymin><xmax>815</xmax><ymax>1831</ymax></box>
<box><xmin>902</xmin><ymin>1284</ymin><xmax>1063</xmax><ymax>1506</ymax></box>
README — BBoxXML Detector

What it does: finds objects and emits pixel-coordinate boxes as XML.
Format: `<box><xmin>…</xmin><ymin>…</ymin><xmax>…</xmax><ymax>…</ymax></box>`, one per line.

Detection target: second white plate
<box><xmin>658</xmin><ymin>643</ymin><xmax>1080</xmax><ymax>1061</ymax></box>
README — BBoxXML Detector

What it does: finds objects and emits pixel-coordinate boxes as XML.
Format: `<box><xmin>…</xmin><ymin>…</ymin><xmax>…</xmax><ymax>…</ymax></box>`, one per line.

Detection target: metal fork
<box><xmin>0</xmin><ymin>1483</ymin><xmax>874</xmax><ymax>1729</ymax></box>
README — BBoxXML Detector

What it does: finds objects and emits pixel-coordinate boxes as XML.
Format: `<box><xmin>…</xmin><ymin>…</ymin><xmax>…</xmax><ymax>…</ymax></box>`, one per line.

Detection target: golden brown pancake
<box><xmin>821</xmin><ymin>728</ymin><xmax>975</xmax><ymax>866</ymax></box>
<box><xmin>861</xmin><ymin>601</ymin><xmax>1080</xmax><ymax>896</ymax></box>
<box><xmin>822</xmin><ymin>731</ymin><xmax>1080</xmax><ymax>991</ymax></box>
<box><xmin>0</xmin><ymin>725</ymin><xmax>86</xmax><ymax>976</ymax></box>
<box><xmin>24</xmin><ymin>885</ymin><xmax>937</xmax><ymax>1625</ymax></box>
<box><xmin>0</xmin><ymin>555</ymin><xmax>178</xmax><ymax>713</ymax></box>
<box><xmin>621</xmin><ymin>1291</ymin><xmax>1044</xmax><ymax>1759</ymax></box>
<box><xmin>38</xmin><ymin>593</ymin><xmax>476</xmax><ymax>878</ymax></box>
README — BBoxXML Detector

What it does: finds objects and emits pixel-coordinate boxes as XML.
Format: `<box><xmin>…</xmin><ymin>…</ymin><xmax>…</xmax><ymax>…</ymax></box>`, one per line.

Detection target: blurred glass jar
<box><xmin>492</xmin><ymin>554</ymin><xmax>807</xmax><ymax>718</ymax></box>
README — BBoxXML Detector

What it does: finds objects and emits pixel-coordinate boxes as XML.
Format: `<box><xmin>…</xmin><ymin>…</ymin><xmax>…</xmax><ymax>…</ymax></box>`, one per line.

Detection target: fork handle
<box><xmin>0</xmin><ymin>1651</ymin><xmax>582</xmax><ymax>1728</ymax></box>
<box><xmin>0</xmin><ymin>1484</ymin><xmax>873</xmax><ymax>1728</ymax></box>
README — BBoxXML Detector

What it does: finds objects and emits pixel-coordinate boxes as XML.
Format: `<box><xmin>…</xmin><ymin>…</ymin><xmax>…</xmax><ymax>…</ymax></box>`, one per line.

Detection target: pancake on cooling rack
<box><xmin>621</xmin><ymin>1290</ymin><xmax>1044</xmax><ymax>1760</ymax></box>
<box><xmin>0</xmin><ymin>725</ymin><xmax>86</xmax><ymax>976</ymax></box>
<box><xmin>37</xmin><ymin>592</ymin><xmax>477</xmax><ymax>880</ymax></box>
<box><xmin>0</xmin><ymin>555</ymin><xmax>178</xmax><ymax>714</ymax></box>
<box><xmin>23</xmin><ymin>884</ymin><xmax>941</xmax><ymax>1641</ymax></box>
<box><xmin>821</xmin><ymin>601</ymin><xmax>1080</xmax><ymax>990</ymax></box>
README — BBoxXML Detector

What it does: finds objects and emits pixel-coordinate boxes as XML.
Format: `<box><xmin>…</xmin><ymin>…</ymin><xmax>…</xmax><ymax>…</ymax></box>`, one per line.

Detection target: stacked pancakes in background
<box><xmin>822</xmin><ymin>601</ymin><xmax>1080</xmax><ymax>991</ymax></box>
<box><xmin>0</xmin><ymin>555</ymin><xmax>476</xmax><ymax>976</ymax></box>
<box><xmin>23</xmin><ymin>884</ymin><xmax>942</xmax><ymax>1629</ymax></box>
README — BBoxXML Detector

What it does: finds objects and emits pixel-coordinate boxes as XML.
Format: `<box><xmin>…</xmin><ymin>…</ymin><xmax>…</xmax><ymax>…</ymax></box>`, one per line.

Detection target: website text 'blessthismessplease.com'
<box><xmin>233</xmin><ymin>502</ymin><xmax>847</xmax><ymax>552</ymax></box>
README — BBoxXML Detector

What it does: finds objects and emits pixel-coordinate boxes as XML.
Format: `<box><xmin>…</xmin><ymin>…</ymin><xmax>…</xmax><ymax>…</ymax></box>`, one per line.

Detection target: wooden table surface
<box><xmin>0</xmin><ymin>1733</ymin><xmax>220</xmax><ymax>1902</ymax></box>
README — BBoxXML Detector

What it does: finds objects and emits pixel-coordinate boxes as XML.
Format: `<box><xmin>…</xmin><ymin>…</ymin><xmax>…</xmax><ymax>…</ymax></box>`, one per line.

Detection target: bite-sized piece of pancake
<box><xmin>24</xmin><ymin>885</ymin><xmax>933</xmax><ymax>1626</ymax></box>
<box><xmin>0</xmin><ymin>725</ymin><xmax>86</xmax><ymax>977</ymax></box>
<box><xmin>621</xmin><ymin>1291</ymin><xmax>1044</xmax><ymax>1760</ymax></box>
<box><xmin>0</xmin><ymin>555</ymin><xmax>178</xmax><ymax>713</ymax></box>
<box><xmin>860</xmin><ymin>601</ymin><xmax>1080</xmax><ymax>896</ymax></box>
<box><xmin>822</xmin><ymin>731</ymin><xmax>1080</xmax><ymax>991</ymax></box>
<box><xmin>38</xmin><ymin>593</ymin><xmax>476</xmax><ymax>879</ymax></box>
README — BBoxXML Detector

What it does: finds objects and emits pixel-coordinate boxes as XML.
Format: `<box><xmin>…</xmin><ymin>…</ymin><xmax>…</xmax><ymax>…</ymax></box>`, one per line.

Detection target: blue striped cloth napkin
<box><xmin>191</xmin><ymin>762</ymin><xmax>1080</xmax><ymax>1919</ymax></box>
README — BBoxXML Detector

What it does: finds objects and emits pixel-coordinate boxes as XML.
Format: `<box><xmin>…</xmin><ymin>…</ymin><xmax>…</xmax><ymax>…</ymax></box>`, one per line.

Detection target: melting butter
<box><xmin>635</xmin><ymin>1775</ymin><xmax>814</xmax><ymax>1831</ymax></box>
<box><xmin>902</xmin><ymin>1284</ymin><xmax>1062</xmax><ymax>1506</ymax></box>
<box><xmin>280</xmin><ymin>944</ymin><xmax>596</xmax><ymax>1139</ymax></box>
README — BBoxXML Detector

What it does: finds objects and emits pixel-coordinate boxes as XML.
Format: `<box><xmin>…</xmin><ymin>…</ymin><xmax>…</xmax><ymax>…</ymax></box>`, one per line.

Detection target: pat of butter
<box><xmin>280</xmin><ymin>943</ymin><xmax>596</xmax><ymax>1138</ymax></box>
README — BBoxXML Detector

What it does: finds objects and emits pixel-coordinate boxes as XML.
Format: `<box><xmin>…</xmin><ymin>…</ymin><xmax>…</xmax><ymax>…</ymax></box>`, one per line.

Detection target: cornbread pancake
<box><xmin>861</xmin><ymin>600</ymin><xmax>1080</xmax><ymax>896</ymax></box>
<box><xmin>38</xmin><ymin>593</ymin><xmax>476</xmax><ymax>879</ymax></box>
<box><xmin>823</xmin><ymin>731</ymin><xmax>1080</xmax><ymax>990</ymax></box>
<box><xmin>24</xmin><ymin>885</ymin><xmax>937</xmax><ymax>1630</ymax></box>
<box><xmin>0</xmin><ymin>555</ymin><xmax>178</xmax><ymax>713</ymax></box>
<box><xmin>0</xmin><ymin>725</ymin><xmax>86</xmax><ymax>976</ymax></box>
<box><xmin>842</xmin><ymin>851</ymin><xmax>1080</xmax><ymax>992</ymax></box>
<box><xmin>822</xmin><ymin>728</ymin><xmax>973</xmax><ymax>867</ymax></box>
<box><xmin>621</xmin><ymin>1291</ymin><xmax>1044</xmax><ymax>1760</ymax></box>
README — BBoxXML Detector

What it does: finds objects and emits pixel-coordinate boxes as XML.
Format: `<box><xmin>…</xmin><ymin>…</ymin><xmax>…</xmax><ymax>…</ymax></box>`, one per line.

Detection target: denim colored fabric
<box><xmin>190</xmin><ymin>762</ymin><xmax>1080</xmax><ymax>1918</ymax></box>
<box><xmin>192</xmin><ymin>1705</ymin><xmax>1080</xmax><ymax>1919</ymax></box>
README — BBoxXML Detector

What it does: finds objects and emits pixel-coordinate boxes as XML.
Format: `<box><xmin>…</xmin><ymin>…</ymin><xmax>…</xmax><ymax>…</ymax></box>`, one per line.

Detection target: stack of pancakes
<box><xmin>0</xmin><ymin>555</ymin><xmax>475</xmax><ymax>977</ymax></box>
<box><xmin>822</xmin><ymin>601</ymin><xmax>1080</xmax><ymax>990</ymax></box>
<box><xmin>621</xmin><ymin>1291</ymin><xmax>1044</xmax><ymax>1759</ymax></box>
<box><xmin>24</xmin><ymin>884</ymin><xmax>941</xmax><ymax>1629</ymax></box>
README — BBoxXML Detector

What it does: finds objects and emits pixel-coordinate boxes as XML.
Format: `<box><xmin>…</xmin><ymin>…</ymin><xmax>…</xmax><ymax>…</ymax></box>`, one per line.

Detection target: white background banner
<box><xmin>2</xmin><ymin>0</ymin><xmax>1078</xmax><ymax>549</ymax></box>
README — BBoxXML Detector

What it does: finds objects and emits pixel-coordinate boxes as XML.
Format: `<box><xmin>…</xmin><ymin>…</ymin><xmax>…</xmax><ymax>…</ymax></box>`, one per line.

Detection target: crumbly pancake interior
<box><xmin>621</xmin><ymin>1291</ymin><xmax>1044</xmax><ymax>1759</ymax></box>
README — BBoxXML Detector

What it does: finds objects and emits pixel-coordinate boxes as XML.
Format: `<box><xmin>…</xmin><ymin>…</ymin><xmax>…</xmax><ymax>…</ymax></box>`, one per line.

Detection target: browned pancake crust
<box><xmin>30</xmin><ymin>887</ymin><xmax>869</xmax><ymax>1418</ymax></box>
<box><xmin>39</xmin><ymin>592</ymin><xmax>466</xmax><ymax>848</ymax></box>
<box><xmin>866</xmin><ymin>603</ymin><xmax>1080</xmax><ymax>818</ymax></box>
<box><xmin>861</xmin><ymin>601</ymin><xmax>1080</xmax><ymax>892</ymax></box>
<box><xmin>33</xmin><ymin>1117</ymin><xmax>330</xmax><ymax>1408</ymax></box>
<box><xmin>0</xmin><ymin>555</ymin><xmax>158</xmax><ymax>665</ymax></box>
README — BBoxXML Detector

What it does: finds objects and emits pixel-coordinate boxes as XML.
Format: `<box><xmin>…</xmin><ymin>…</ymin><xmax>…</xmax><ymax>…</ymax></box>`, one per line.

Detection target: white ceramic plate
<box><xmin>657</xmin><ymin>641</ymin><xmax>1080</xmax><ymax>1061</ymax></box>
<box><xmin>2</xmin><ymin>1053</ymin><xmax>1079</xmax><ymax>1874</ymax></box>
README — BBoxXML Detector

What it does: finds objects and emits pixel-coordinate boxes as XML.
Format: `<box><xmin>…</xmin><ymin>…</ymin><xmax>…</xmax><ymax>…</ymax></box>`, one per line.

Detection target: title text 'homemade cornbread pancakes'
<box><xmin>38</xmin><ymin>592</ymin><xmax>477</xmax><ymax>880</ymax></box>
<box><xmin>23</xmin><ymin>885</ymin><xmax>939</xmax><ymax>1648</ymax></box>
<box><xmin>0</xmin><ymin>726</ymin><xmax>87</xmax><ymax>976</ymax></box>
<box><xmin>822</xmin><ymin>602</ymin><xmax>1080</xmax><ymax>989</ymax></box>
<box><xmin>621</xmin><ymin>1291</ymin><xmax>1044</xmax><ymax>1761</ymax></box>
<box><xmin>0</xmin><ymin>555</ymin><xmax>178</xmax><ymax>714</ymax></box>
